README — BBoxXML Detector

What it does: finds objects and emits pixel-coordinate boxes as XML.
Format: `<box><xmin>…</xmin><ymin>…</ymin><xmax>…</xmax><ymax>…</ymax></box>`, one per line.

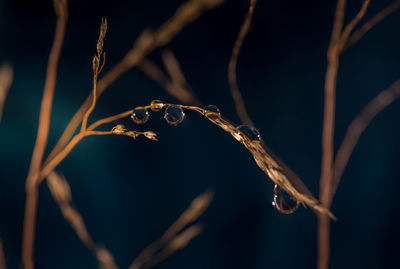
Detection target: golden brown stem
<box><xmin>87</xmin><ymin>110</ymin><xmax>133</xmax><ymax>131</ymax></box>
<box><xmin>337</xmin><ymin>0</ymin><xmax>371</xmax><ymax>52</ymax></box>
<box><xmin>0</xmin><ymin>239</ymin><xmax>6</xmax><ymax>269</ymax></box>
<box><xmin>47</xmin><ymin>0</ymin><xmax>224</xmax><ymax>163</ymax></box>
<box><xmin>39</xmin><ymin>131</ymin><xmax>112</xmax><ymax>184</ymax></box>
<box><xmin>227</xmin><ymin>0</ymin><xmax>257</xmax><ymax>126</ymax></box>
<box><xmin>0</xmin><ymin>63</ymin><xmax>13</xmax><ymax>122</ymax></box>
<box><xmin>318</xmin><ymin>1</ymin><xmax>373</xmax><ymax>268</ymax></box>
<box><xmin>22</xmin><ymin>1</ymin><xmax>68</xmax><ymax>268</ymax></box>
<box><xmin>161</xmin><ymin>50</ymin><xmax>202</xmax><ymax>106</ymax></box>
<box><xmin>129</xmin><ymin>190</ymin><xmax>213</xmax><ymax>269</ymax></box>
<box><xmin>331</xmin><ymin>79</ymin><xmax>400</xmax><ymax>204</ymax></box>
<box><xmin>346</xmin><ymin>0</ymin><xmax>400</xmax><ymax>50</ymax></box>
<box><xmin>318</xmin><ymin>1</ymin><xmax>346</xmax><ymax>268</ymax></box>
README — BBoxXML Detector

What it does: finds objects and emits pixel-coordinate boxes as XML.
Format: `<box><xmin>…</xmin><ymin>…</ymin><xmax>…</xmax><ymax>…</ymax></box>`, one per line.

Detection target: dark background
<box><xmin>1</xmin><ymin>0</ymin><xmax>400</xmax><ymax>268</ymax></box>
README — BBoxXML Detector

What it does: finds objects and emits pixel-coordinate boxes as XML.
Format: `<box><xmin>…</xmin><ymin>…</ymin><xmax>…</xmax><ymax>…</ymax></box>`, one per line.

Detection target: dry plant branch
<box><xmin>227</xmin><ymin>0</ymin><xmax>257</xmax><ymax>126</ymax></box>
<box><xmin>316</xmin><ymin>1</ymin><xmax>398</xmax><ymax>268</ymax></box>
<box><xmin>161</xmin><ymin>50</ymin><xmax>202</xmax><ymax>106</ymax></box>
<box><xmin>331</xmin><ymin>79</ymin><xmax>400</xmax><ymax>204</ymax></box>
<box><xmin>47</xmin><ymin>0</ymin><xmax>224</xmax><ymax>163</ymax></box>
<box><xmin>345</xmin><ymin>0</ymin><xmax>400</xmax><ymax>50</ymax></box>
<box><xmin>134</xmin><ymin>101</ymin><xmax>335</xmax><ymax>219</ymax></box>
<box><xmin>81</xmin><ymin>17</ymin><xmax>107</xmax><ymax>132</ymax></box>
<box><xmin>129</xmin><ymin>190</ymin><xmax>213</xmax><ymax>269</ymax></box>
<box><xmin>47</xmin><ymin>172</ymin><xmax>118</xmax><ymax>269</ymax></box>
<box><xmin>0</xmin><ymin>239</ymin><xmax>6</xmax><ymax>269</ymax></box>
<box><xmin>39</xmin><ymin>125</ymin><xmax>157</xmax><ymax>184</ymax></box>
<box><xmin>0</xmin><ymin>63</ymin><xmax>13</xmax><ymax>122</ymax></box>
<box><xmin>22</xmin><ymin>1</ymin><xmax>68</xmax><ymax>268</ymax></box>
<box><xmin>138</xmin><ymin>58</ymin><xmax>201</xmax><ymax>106</ymax></box>
<box><xmin>337</xmin><ymin>0</ymin><xmax>371</xmax><ymax>52</ymax></box>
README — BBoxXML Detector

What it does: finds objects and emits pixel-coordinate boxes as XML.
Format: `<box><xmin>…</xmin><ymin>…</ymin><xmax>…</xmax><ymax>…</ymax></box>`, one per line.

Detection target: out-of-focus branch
<box><xmin>337</xmin><ymin>0</ymin><xmax>370</xmax><ymax>52</ymax></box>
<box><xmin>161</xmin><ymin>50</ymin><xmax>202</xmax><ymax>105</ymax></box>
<box><xmin>318</xmin><ymin>1</ymin><xmax>372</xmax><ymax>268</ymax></box>
<box><xmin>0</xmin><ymin>63</ymin><xmax>13</xmax><ymax>122</ymax></box>
<box><xmin>47</xmin><ymin>0</ymin><xmax>224</xmax><ymax>163</ymax></box>
<box><xmin>129</xmin><ymin>190</ymin><xmax>214</xmax><ymax>269</ymax></box>
<box><xmin>47</xmin><ymin>172</ymin><xmax>118</xmax><ymax>269</ymax></box>
<box><xmin>22</xmin><ymin>1</ymin><xmax>68</xmax><ymax>268</ymax></box>
<box><xmin>331</xmin><ymin>79</ymin><xmax>400</xmax><ymax>204</ymax></box>
<box><xmin>0</xmin><ymin>239</ymin><xmax>6</xmax><ymax>269</ymax></box>
<box><xmin>345</xmin><ymin>0</ymin><xmax>400</xmax><ymax>50</ymax></box>
<box><xmin>227</xmin><ymin>0</ymin><xmax>257</xmax><ymax>126</ymax></box>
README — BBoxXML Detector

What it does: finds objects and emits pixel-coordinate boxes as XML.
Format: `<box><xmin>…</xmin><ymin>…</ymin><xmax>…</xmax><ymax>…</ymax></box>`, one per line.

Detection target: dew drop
<box><xmin>204</xmin><ymin>104</ymin><xmax>221</xmax><ymax>115</ymax></box>
<box><xmin>150</xmin><ymin>99</ymin><xmax>164</xmax><ymax>112</ymax></box>
<box><xmin>238</xmin><ymin>125</ymin><xmax>261</xmax><ymax>141</ymax></box>
<box><xmin>272</xmin><ymin>184</ymin><xmax>299</xmax><ymax>214</ymax></box>
<box><xmin>164</xmin><ymin>105</ymin><xmax>185</xmax><ymax>126</ymax></box>
<box><xmin>131</xmin><ymin>107</ymin><xmax>149</xmax><ymax>124</ymax></box>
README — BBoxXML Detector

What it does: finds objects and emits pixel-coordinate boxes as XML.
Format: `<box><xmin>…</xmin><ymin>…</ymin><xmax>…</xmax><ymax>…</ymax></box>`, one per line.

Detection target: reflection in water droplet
<box><xmin>131</xmin><ymin>107</ymin><xmax>149</xmax><ymax>124</ymax></box>
<box><xmin>164</xmin><ymin>105</ymin><xmax>185</xmax><ymax>126</ymax></box>
<box><xmin>204</xmin><ymin>105</ymin><xmax>221</xmax><ymax>115</ymax></box>
<box><xmin>272</xmin><ymin>184</ymin><xmax>299</xmax><ymax>214</ymax></box>
<box><xmin>150</xmin><ymin>99</ymin><xmax>164</xmax><ymax>112</ymax></box>
<box><xmin>238</xmin><ymin>125</ymin><xmax>261</xmax><ymax>141</ymax></box>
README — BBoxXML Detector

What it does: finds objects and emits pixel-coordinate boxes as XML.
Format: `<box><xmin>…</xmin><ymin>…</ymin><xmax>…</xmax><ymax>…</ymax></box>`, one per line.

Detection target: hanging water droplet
<box><xmin>238</xmin><ymin>125</ymin><xmax>261</xmax><ymax>141</ymax></box>
<box><xmin>131</xmin><ymin>107</ymin><xmax>149</xmax><ymax>124</ymax></box>
<box><xmin>150</xmin><ymin>99</ymin><xmax>164</xmax><ymax>112</ymax></box>
<box><xmin>272</xmin><ymin>184</ymin><xmax>299</xmax><ymax>214</ymax></box>
<box><xmin>204</xmin><ymin>105</ymin><xmax>221</xmax><ymax>115</ymax></box>
<box><xmin>164</xmin><ymin>105</ymin><xmax>185</xmax><ymax>126</ymax></box>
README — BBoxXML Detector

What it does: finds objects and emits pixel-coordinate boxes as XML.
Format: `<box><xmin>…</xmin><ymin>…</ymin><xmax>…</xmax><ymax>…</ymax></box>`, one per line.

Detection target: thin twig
<box><xmin>46</xmin><ymin>0</ymin><xmax>224</xmax><ymax>163</ymax></box>
<box><xmin>22</xmin><ymin>1</ymin><xmax>68</xmax><ymax>268</ymax></box>
<box><xmin>345</xmin><ymin>0</ymin><xmax>400</xmax><ymax>50</ymax></box>
<box><xmin>138</xmin><ymin>59</ymin><xmax>200</xmax><ymax>106</ymax></box>
<box><xmin>318</xmin><ymin>1</ymin><xmax>347</xmax><ymax>268</ymax></box>
<box><xmin>0</xmin><ymin>239</ymin><xmax>6</xmax><ymax>269</ymax></box>
<box><xmin>331</xmin><ymin>79</ymin><xmax>400</xmax><ymax>205</ymax></box>
<box><xmin>81</xmin><ymin>18</ymin><xmax>107</xmax><ymax>132</ymax></box>
<box><xmin>129</xmin><ymin>190</ymin><xmax>213</xmax><ymax>269</ymax></box>
<box><xmin>337</xmin><ymin>0</ymin><xmax>371</xmax><ymax>52</ymax></box>
<box><xmin>318</xmin><ymin>1</ymin><xmax>371</xmax><ymax>269</ymax></box>
<box><xmin>0</xmin><ymin>63</ymin><xmax>13</xmax><ymax>122</ymax></box>
<box><xmin>47</xmin><ymin>172</ymin><xmax>118</xmax><ymax>269</ymax></box>
<box><xmin>227</xmin><ymin>0</ymin><xmax>257</xmax><ymax>126</ymax></box>
<box><xmin>161</xmin><ymin>50</ymin><xmax>202</xmax><ymax>105</ymax></box>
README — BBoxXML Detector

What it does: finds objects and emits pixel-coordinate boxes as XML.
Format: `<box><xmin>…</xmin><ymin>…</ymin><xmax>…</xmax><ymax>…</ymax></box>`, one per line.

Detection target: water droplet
<box><xmin>131</xmin><ymin>107</ymin><xmax>149</xmax><ymax>124</ymax></box>
<box><xmin>238</xmin><ymin>125</ymin><xmax>261</xmax><ymax>141</ymax></box>
<box><xmin>164</xmin><ymin>105</ymin><xmax>185</xmax><ymax>126</ymax></box>
<box><xmin>272</xmin><ymin>185</ymin><xmax>299</xmax><ymax>214</ymax></box>
<box><xmin>204</xmin><ymin>105</ymin><xmax>221</xmax><ymax>115</ymax></box>
<box><xmin>150</xmin><ymin>99</ymin><xmax>164</xmax><ymax>112</ymax></box>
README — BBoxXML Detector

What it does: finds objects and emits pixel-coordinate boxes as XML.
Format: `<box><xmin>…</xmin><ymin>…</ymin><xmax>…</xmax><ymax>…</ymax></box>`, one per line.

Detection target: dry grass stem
<box><xmin>331</xmin><ymin>79</ymin><xmax>400</xmax><ymax>204</ymax></box>
<box><xmin>81</xmin><ymin>17</ymin><xmax>108</xmax><ymax>132</ymax></box>
<box><xmin>346</xmin><ymin>0</ymin><xmax>400</xmax><ymax>50</ymax></box>
<box><xmin>40</xmin><ymin>124</ymin><xmax>157</xmax><ymax>184</ymax></box>
<box><xmin>22</xmin><ymin>1</ymin><xmax>68</xmax><ymax>268</ymax></box>
<box><xmin>135</xmin><ymin>101</ymin><xmax>336</xmax><ymax>219</ymax></box>
<box><xmin>47</xmin><ymin>172</ymin><xmax>118</xmax><ymax>269</ymax></box>
<box><xmin>47</xmin><ymin>0</ymin><xmax>224</xmax><ymax>163</ymax></box>
<box><xmin>0</xmin><ymin>63</ymin><xmax>13</xmax><ymax>122</ymax></box>
<box><xmin>161</xmin><ymin>50</ymin><xmax>202</xmax><ymax>105</ymax></box>
<box><xmin>129</xmin><ymin>190</ymin><xmax>213</xmax><ymax>269</ymax></box>
<box><xmin>337</xmin><ymin>0</ymin><xmax>371</xmax><ymax>52</ymax></box>
<box><xmin>138</xmin><ymin>59</ymin><xmax>201</xmax><ymax>106</ymax></box>
<box><xmin>0</xmin><ymin>239</ymin><xmax>6</xmax><ymax>269</ymax></box>
<box><xmin>227</xmin><ymin>0</ymin><xmax>257</xmax><ymax>126</ymax></box>
<box><xmin>318</xmin><ymin>1</ymin><xmax>383</xmax><ymax>268</ymax></box>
